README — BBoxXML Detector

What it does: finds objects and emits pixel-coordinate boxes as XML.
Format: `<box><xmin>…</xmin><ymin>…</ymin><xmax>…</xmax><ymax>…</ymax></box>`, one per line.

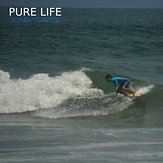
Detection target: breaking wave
<box><xmin>0</xmin><ymin>69</ymin><xmax>156</xmax><ymax>119</ymax></box>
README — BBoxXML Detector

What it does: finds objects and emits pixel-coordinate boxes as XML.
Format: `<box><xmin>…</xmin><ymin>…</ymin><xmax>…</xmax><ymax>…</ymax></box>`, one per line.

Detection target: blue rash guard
<box><xmin>110</xmin><ymin>77</ymin><xmax>130</xmax><ymax>89</ymax></box>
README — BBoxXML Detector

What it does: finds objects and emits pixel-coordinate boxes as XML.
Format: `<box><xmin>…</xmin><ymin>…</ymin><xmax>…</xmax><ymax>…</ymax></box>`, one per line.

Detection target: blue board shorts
<box><xmin>120</xmin><ymin>79</ymin><xmax>130</xmax><ymax>88</ymax></box>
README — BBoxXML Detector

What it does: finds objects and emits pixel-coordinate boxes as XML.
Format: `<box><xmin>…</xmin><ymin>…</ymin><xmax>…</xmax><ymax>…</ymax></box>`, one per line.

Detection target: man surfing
<box><xmin>105</xmin><ymin>73</ymin><xmax>137</xmax><ymax>97</ymax></box>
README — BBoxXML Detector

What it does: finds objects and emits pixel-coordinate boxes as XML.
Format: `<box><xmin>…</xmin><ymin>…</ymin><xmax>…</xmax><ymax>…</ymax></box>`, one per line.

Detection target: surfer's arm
<box><xmin>116</xmin><ymin>88</ymin><xmax>118</xmax><ymax>95</ymax></box>
<box><xmin>115</xmin><ymin>80</ymin><xmax>119</xmax><ymax>89</ymax></box>
<box><xmin>114</xmin><ymin>79</ymin><xmax>119</xmax><ymax>95</ymax></box>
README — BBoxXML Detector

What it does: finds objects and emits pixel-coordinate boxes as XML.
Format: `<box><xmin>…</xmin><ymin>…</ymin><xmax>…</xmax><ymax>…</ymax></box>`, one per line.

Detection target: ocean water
<box><xmin>0</xmin><ymin>8</ymin><xmax>163</xmax><ymax>162</ymax></box>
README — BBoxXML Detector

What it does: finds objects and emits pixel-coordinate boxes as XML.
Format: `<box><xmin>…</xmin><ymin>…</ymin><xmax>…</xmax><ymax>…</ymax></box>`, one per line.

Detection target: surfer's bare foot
<box><xmin>133</xmin><ymin>92</ymin><xmax>137</xmax><ymax>96</ymax></box>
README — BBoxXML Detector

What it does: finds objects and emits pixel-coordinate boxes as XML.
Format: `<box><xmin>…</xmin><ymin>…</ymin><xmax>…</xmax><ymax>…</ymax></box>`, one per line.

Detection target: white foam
<box><xmin>0</xmin><ymin>69</ymin><xmax>103</xmax><ymax>113</ymax></box>
<box><xmin>136</xmin><ymin>85</ymin><xmax>154</xmax><ymax>95</ymax></box>
<box><xmin>29</xmin><ymin>84</ymin><xmax>155</xmax><ymax>119</ymax></box>
<box><xmin>33</xmin><ymin>94</ymin><xmax>133</xmax><ymax>119</ymax></box>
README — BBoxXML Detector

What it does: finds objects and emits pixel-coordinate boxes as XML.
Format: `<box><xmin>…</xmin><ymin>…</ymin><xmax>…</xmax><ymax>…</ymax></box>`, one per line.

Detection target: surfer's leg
<box><xmin>122</xmin><ymin>87</ymin><xmax>134</xmax><ymax>93</ymax></box>
<box><xmin>122</xmin><ymin>80</ymin><xmax>134</xmax><ymax>93</ymax></box>
<box><xmin>117</xmin><ymin>87</ymin><xmax>128</xmax><ymax>96</ymax></box>
<box><xmin>122</xmin><ymin>86</ymin><xmax>137</xmax><ymax>96</ymax></box>
<box><xmin>121</xmin><ymin>90</ymin><xmax>128</xmax><ymax>96</ymax></box>
<box><xmin>121</xmin><ymin>80</ymin><xmax>137</xmax><ymax>96</ymax></box>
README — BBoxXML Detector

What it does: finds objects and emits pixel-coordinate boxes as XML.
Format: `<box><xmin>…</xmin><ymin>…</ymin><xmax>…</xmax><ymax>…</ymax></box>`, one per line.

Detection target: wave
<box><xmin>0</xmin><ymin>68</ymin><xmax>158</xmax><ymax>119</ymax></box>
<box><xmin>0</xmin><ymin>69</ymin><xmax>103</xmax><ymax>114</ymax></box>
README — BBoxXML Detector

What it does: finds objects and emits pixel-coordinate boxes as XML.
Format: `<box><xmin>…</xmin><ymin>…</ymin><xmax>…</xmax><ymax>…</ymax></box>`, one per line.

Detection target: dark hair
<box><xmin>105</xmin><ymin>73</ymin><xmax>112</xmax><ymax>79</ymax></box>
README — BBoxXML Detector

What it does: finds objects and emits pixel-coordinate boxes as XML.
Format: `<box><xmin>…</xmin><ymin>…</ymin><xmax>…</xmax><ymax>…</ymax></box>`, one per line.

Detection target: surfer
<box><xmin>105</xmin><ymin>73</ymin><xmax>136</xmax><ymax>96</ymax></box>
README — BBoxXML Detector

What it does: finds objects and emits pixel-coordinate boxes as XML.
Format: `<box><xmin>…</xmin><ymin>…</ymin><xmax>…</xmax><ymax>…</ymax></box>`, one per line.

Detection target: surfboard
<box><xmin>126</xmin><ymin>92</ymin><xmax>141</xmax><ymax>98</ymax></box>
<box><xmin>117</xmin><ymin>89</ymin><xmax>141</xmax><ymax>99</ymax></box>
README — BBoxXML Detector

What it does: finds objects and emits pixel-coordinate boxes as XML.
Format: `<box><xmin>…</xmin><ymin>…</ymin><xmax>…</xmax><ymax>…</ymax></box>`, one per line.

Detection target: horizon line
<box><xmin>0</xmin><ymin>6</ymin><xmax>163</xmax><ymax>9</ymax></box>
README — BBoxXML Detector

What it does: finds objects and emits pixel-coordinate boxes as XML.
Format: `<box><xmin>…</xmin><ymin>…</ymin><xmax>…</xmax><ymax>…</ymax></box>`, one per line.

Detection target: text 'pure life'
<box><xmin>9</xmin><ymin>8</ymin><xmax>62</xmax><ymax>17</ymax></box>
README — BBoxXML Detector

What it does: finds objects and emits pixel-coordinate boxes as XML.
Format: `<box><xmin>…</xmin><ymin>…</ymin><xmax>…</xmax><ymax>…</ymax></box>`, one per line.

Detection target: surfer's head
<box><xmin>105</xmin><ymin>73</ymin><xmax>112</xmax><ymax>81</ymax></box>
